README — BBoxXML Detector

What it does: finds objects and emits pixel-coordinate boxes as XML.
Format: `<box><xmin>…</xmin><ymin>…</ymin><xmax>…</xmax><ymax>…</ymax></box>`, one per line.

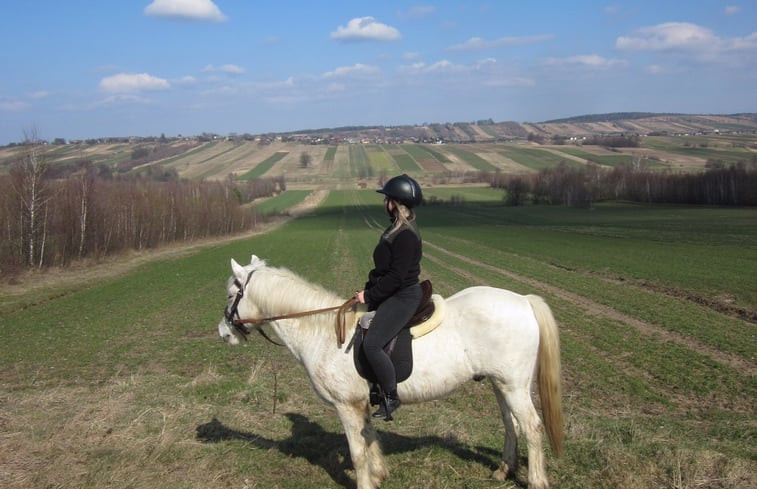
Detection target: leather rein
<box><xmin>225</xmin><ymin>270</ymin><xmax>358</xmax><ymax>346</ymax></box>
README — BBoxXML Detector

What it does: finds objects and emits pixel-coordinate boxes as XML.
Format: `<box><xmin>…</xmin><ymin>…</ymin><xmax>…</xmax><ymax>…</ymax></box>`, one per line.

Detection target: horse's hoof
<box><xmin>491</xmin><ymin>464</ymin><xmax>509</xmax><ymax>482</ymax></box>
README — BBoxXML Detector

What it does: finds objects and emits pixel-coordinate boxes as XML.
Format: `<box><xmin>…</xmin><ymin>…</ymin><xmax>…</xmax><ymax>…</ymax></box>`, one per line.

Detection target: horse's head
<box><xmin>217</xmin><ymin>255</ymin><xmax>266</xmax><ymax>345</ymax></box>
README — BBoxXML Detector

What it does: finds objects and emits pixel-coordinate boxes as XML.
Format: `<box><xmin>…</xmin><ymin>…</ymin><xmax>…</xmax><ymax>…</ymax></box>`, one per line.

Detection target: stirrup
<box><xmin>372</xmin><ymin>396</ymin><xmax>401</xmax><ymax>421</ymax></box>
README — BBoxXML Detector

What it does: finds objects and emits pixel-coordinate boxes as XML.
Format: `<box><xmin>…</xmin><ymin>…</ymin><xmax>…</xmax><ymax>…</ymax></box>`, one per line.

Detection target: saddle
<box><xmin>351</xmin><ymin>280</ymin><xmax>445</xmax><ymax>386</ymax></box>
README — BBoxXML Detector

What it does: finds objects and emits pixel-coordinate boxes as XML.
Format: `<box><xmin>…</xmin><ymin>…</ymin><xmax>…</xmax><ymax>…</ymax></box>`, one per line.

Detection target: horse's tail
<box><xmin>527</xmin><ymin>294</ymin><xmax>564</xmax><ymax>458</ymax></box>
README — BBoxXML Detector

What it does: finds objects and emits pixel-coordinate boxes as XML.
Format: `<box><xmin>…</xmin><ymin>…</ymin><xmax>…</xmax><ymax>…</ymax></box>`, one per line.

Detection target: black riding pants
<box><xmin>363</xmin><ymin>283</ymin><xmax>422</xmax><ymax>394</ymax></box>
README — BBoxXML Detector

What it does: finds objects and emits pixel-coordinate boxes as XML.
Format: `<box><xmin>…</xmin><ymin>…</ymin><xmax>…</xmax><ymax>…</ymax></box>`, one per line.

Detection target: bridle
<box><xmin>223</xmin><ymin>270</ymin><xmax>358</xmax><ymax>346</ymax></box>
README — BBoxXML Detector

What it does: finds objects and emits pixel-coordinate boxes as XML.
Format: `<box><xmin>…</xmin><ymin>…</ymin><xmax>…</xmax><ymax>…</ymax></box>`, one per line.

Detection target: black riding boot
<box><xmin>372</xmin><ymin>389</ymin><xmax>401</xmax><ymax>421</ymax></box>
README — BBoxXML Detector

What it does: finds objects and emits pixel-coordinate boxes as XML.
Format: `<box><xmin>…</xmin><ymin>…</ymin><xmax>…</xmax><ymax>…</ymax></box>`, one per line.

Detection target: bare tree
<box><xmin>76</xmin><ymin>165</ymin><xmax>96</xmax><ymax>259</ymax></box>
<box><xmin>10</xmin><ymin>130</ymin><xmax>52</xmax><ymax>267</ymax></box>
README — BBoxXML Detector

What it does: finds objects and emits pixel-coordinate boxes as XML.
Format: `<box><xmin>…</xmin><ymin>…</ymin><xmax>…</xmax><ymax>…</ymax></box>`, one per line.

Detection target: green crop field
<box><xmin>253</xmin><ymin>190</ymin><xmax>312</xmax><ymax>215</ymax></box>
<box><xmin>238</xmin><ymin>151</ymin><xmax>289</xmax><ymax>180</ymax></box>
<box><xmin>1</xmin><ymin>191</ymin><xmax>755</xmax><ymax>489</ymax></box>
<box><xmin>349</xmin><ymin>144</ymin><xmax>372</xmax><ymax>178</ymax></box>
<box><xmin>324</xmin><ymin>146</ymin><xmax>337</xmax><ymax>162</ymax></box>
<box><xmin>499</xmin><ymin>146</ymin><xmax>584</xmax><ymax>171</ymax></box>
<box><xmin>641</xmin><ymin>137</ymin><xmax>755</xmax><ymax>165</ymax></box>
<box><xmin>365</xmin><ymin>145</ymin><xmax>397</xmax><ymax>173</ymax></box>
<box><xmin>443</xmin><ymin>145</ymin><xmax>499</xmax><ymax>171</ymax></box>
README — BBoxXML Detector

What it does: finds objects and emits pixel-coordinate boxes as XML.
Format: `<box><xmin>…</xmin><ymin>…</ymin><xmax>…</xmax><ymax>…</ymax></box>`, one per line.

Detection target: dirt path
<box><xmin>423</xmin><ymin>240</ymin><xmax>756</xmax><ymax>377</ymax></box>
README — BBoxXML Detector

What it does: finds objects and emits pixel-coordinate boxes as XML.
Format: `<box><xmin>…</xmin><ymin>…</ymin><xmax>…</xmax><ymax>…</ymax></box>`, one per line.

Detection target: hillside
<box><xmin>1</xmin><ymin>113</ymin><xmax>755</xmax><ymax>185</ymax></box>
<box><xmin>273</xmin><ymin>113</ymin><xmax>757</xmax><ymax>143</ymax></box>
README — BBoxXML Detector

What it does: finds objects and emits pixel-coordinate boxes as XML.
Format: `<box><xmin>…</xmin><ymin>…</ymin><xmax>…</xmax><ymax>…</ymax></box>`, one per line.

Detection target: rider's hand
<box><xmin>355</xmin><ymin>290</ymin><xmax>366</xmax><ymax>304</ymax></box>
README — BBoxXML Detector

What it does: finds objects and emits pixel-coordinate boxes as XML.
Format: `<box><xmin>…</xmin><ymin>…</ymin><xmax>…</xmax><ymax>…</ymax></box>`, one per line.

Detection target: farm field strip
<box><xmin>252</xmin><ymin>190</ymin><xmax>312</xmax><ymax>215</ymax></box>
<box><xmin>422</xmin><ymin>239</ymin><xmax>755</xmax><ymax>378</ymax></box>
<box><xmin>400</xmin><ymin>144</ymin><xmax>447</xmax><ymax>171</ymax></box>
<box><xmin>442</xmin><ymin>145</ymin><xmax>499</xmax><ymax>172</ymax></box>
<box><xmin>364</xmin><ymin>145</ymin><xmax>397</xmax><ymax>173</ymax></box>
<box><xmin>348</xmin><ymin>144</ymin><xmax>371</xmax><ymax>177</ymax></box>
<box><xmin>641</xmin><ymin>137</ymin><xmax>755</xmax><ymax>164</ymax></box>
<box><xmin>161</xmin><ymin>140</ymin><xmax>230</xmax><ymax>169</ymax></box>
<box><xmin>498</xmin><ymin>146</ymin><xmax>584</xmax><ymax>171</ymax></box>
<box><xmin>549</xmin><ymin>147</ymin><xmax>635</xmax><ymax>167</ymax></box>
<box><xmin>239</xmin><ymin>151</ymin><xmax>288</xmax><ymax>180</ymax></box>
<box><xmin>194</xmin><ymin>143</ymin><xmax>264</xmax><ymax>180</ymax></box>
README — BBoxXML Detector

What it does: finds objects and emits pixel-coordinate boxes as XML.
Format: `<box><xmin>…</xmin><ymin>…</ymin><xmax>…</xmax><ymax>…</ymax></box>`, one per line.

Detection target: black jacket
<box><xmin>364</xmin><ymin>218</ymin><xmax>422</xmax><ymax>310</ymax></box>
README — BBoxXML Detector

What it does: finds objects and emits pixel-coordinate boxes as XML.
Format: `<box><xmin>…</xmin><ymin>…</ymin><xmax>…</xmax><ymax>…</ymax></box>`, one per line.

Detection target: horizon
<box><xmin>1</xmin><ymin>1</ymin><xmax>756</xmax><ymax>145</ymax></box>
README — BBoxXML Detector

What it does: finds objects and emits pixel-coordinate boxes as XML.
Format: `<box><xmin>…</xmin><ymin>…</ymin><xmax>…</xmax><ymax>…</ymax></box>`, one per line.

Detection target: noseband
<box><xmin>223</xmin><ymin>270</ymin><xmax>256</xmax><ymax>341</ymax></box>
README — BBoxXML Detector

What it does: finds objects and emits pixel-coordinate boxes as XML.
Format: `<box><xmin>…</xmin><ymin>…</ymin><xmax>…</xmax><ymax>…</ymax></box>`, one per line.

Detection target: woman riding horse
<box><xmin>355</xmin><ymin>174</ymin><xmax>423</xmax><ymax>420</ymax></box>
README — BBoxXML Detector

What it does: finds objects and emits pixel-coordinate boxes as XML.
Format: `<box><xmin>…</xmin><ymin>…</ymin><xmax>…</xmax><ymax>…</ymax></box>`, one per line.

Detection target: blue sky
<box><xmin>1</xmin><ymin>1</ymin><xmax>755</xmax><ymax>144</ymax></box>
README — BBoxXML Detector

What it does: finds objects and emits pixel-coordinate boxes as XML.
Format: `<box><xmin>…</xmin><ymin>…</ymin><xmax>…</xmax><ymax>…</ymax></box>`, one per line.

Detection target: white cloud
<box><xmin>202</xmin><ymin>64</ymin><xmax>245</xmax><ymax>74</ymax></box>
<box><xmin>28</xmin><ymin>91</ymin><xmax>50</xmax><ymax>99</ymax></box>
<box><xmin>724</xmin><ymin>5</ymin><xmax>741</xmax><ymax>15</ymax></box>
<box><xmin>616</xmin><ymin>22</ymin><xmax>757</xmax><ymax>64</ymax></box>
<box><xmin>398</xmin><ymin>6</ymin><xmax>436</xmax><ymax>20</ymax></box>
<box><xmin>144</xmin><ymin>0</ymin><xmax>227</xmax><ymax>22</ymax></box>
<box><xmin>398</xmin><ymin>59</ymin><xmax>464</xmax><ymax>75</ymax></box>
<box><xmin>447</xmin><ymin>34</ymin><xmax>553</xmax><ymax>51</ymax></box>
<box><xmin>542</xmin><ymin>54</ymin><xmax>627</xmax><ymax>69</ymax></box>
<box><xmin>616</xmin><ymin>23</ymin><xmax>715</xmax><ymax>51</ymax></box>
<box><xmin>331</xmin><ymin>17</ymin><xmax>401</xmax><ymax>42</ymax></box>
<box><xmin>99</xmin><ymin>73</ymin><xmax>170</xmax><ymax>93</ymax></box>
<box><xmin>173</xmin><ymin>75</ymin><xmax>197</xmax><ymax>85</ymax></box>
<box><xmin>645</xmin><ymin>64</ymin><xmax>665</xmax><ymax>74</ymax></box>
<box><xmin>322</xmin><ymin>63</ymin><xmax>380</xmax><ymax>78</ymax></box>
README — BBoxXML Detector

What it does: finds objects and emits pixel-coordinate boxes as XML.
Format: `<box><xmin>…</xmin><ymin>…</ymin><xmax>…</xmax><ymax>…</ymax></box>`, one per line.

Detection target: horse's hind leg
<box><xmin>490</xmin><ymin>379</ymin><xmax>519</xmax><ymax>481</ymax></box>
<box><xmin>335</xmin><ymin>401</ymin><xmax>388</xmax><ymax>489</ymax></box>
<box><xmin>491</xmin><ymin>379</ymin><xmax>549</xmax><ymax>489</ymax></box>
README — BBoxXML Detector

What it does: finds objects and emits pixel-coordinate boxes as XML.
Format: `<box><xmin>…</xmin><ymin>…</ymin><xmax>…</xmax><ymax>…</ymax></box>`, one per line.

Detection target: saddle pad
<box><xmin>409</xmin><ymin>294</ymin><xmax>445</xmax><ymax>339</ymax></box>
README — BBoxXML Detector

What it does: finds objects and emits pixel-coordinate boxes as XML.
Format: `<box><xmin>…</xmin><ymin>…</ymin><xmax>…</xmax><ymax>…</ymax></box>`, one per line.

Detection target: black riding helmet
<box><xmin>377</xmin><ymin>174</ymin><xmax>423</xmax><ymax>208</ymax></box>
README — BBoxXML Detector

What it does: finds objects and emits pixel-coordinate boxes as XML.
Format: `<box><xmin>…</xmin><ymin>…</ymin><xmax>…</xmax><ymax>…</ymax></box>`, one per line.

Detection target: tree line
<box><xmin>0</xmin><ymin>144</ymin><xmax>284</xmax><ymax>277</ymax></box>
<box><xmin>488</xmin><ymin>162</ymin><xmax>757</xmax><ymax>207</ymax></box>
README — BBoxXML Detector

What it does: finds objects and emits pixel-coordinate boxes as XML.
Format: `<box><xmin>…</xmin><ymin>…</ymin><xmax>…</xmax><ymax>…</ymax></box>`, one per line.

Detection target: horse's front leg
<box><xmin>335</xmin><ymin>401</ymin><xmax>388</xmax><ymax>489</ymax></box>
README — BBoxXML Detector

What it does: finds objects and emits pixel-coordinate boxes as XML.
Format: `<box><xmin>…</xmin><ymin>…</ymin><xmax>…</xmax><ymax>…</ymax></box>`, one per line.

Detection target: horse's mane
<box><xmin>250</xmin><ymin>261</ymin><xmax>345</xmax><ymax>319</ymax></box>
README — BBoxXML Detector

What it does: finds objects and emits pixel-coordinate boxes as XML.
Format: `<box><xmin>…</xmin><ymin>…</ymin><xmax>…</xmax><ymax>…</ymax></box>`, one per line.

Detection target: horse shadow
<box><xmin>197</xmin><ymin>413</ymin><xmax>524</xmax><ymax>488</ymax></box>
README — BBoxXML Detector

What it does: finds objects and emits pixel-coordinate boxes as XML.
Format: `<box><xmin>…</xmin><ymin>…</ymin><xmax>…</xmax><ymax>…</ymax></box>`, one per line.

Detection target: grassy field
<box><xmin>253</xmin><ymin>190</ymin><xmax>312</xmax><ymax>215</ymax></box>
<box><xmin>1</xmin><ymin>190</ymin><xmax>754</xmax><ymax>489</ymax></box>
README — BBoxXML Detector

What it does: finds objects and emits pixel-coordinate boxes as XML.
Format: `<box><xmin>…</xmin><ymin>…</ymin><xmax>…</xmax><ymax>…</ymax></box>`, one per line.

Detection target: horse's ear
<box><xmin>250</xmin><ymin>255</ymin><xmax>265</xmax><ymax>269</ymax></box>
<box><xmin>231</xmin><ymin>258</ymin><xmax>246</xmax><ymax>280</ymax></box>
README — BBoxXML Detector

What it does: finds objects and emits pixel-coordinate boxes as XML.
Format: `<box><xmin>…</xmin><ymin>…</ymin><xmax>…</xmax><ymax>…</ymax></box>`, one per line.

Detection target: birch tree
<box><xmin>10</xmin><ymin>132</ymin><xmax>51</xmax><ymax>268</ymax></box>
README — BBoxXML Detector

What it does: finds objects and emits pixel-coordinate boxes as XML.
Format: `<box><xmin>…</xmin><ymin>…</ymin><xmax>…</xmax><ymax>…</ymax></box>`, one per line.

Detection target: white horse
<box><xmin>217</xmin><ymin>255</ymin><xmax>564</xmax><ymax>489</ymax></box>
